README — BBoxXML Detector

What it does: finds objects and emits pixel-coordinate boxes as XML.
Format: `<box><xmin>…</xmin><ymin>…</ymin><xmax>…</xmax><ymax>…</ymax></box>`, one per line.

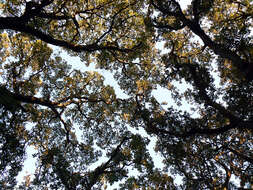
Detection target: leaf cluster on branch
<box><xmin>0</xmin><ymin>0</ymin><xmax>252</xmax><ymax>189</ymax></box>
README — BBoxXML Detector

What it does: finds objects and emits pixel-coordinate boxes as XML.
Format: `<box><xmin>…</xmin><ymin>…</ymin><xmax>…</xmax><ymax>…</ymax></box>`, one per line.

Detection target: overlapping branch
<box><xmin>44</xmin><ymin>136</ymin><xmax>129</xmax><ymax>190</ymax></box>
<box><xmin>84</xmin><ymin>136</ymin><xmax>129</xmax><ymax>190</ymax></box>
<box><xmin>135</xmin><ymin>60</ymin><xmax>253</xmax><ymax>137</ymax></box>
<box><xmin>0</xmin><ymin>1</ymin><xmax>141</xmax><ymax>53</ymax></box>
<box><xmin>0</xmin><ymin>85</ymin><xmax>108</xmax><ymax>146</ymax></box>
<box><xmin>150</xmin><ymin>0</ymin><xmax>253</xmax><ymax>81</ymax></box>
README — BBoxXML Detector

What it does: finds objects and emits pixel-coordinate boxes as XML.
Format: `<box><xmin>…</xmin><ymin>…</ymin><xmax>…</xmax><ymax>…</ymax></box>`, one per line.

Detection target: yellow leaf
<box><xmin>136</xmin><ymin>80</ymin><xmax>150</xmax><ymax>93</ymax></box>
<box><xmin>123</xmin><ymin>113</ymin><xmax>130</xmax><ymax>121</ymax></box>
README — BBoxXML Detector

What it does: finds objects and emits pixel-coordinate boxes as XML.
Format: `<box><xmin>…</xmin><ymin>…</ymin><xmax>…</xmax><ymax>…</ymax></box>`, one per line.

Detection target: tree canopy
<box><xmin>0</xmin><ymin>0</ymin><xmax>252</xmax><ymax>189</ymax></box>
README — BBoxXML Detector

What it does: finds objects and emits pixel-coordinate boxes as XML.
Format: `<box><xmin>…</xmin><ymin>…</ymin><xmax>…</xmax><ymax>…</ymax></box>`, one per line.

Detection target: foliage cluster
<box><xmin>0</xmin><ymin>0</ymin><xmax>252</xmax><ymax>189</ymax></box>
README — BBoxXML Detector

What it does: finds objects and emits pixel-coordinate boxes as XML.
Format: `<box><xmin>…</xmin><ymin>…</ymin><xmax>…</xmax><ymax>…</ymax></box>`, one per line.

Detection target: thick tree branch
<box><xmin>0</xmin><ymin>85</ymin><xmax>106</xmax><ymax>111</ymax></box>
<box><xmin>136</xmin><ymin>97</ymin><xmax>252</xmax><ymax>138</ymax></box>
<box><xmin>180</xmin><ymin>18</ymin><xmax>252</xmax><ymax>79</ymax></box>
<box><xmin>186</xmin><ymin>63</ymin><xmax>239</xmax><ymax>122</ymax></box>
<box><xmin>147</xmin><ymin>118</ymin><xmax>253</xmax><ymax>138</ymax></box>
<box><xmin>0</xmin><ymin>16</ymin><xmax>140</xmax><ymax>53</ymax></box>
<box><xmin>16</xmin><ymin>90</ymin><xmax>105</xmax><ymax>108</ymax></box>
<box><xmin>151</xmin><ymin>0</ymin><xmax>253</xmax><ymax>81</ymax></box>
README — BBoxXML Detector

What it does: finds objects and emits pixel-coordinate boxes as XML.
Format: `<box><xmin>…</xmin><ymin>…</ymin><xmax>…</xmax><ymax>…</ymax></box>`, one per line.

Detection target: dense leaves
<box><xmin>0</xmin><ymin>0</ymin><xmax>252</xmax><ymax>189</ymax></box>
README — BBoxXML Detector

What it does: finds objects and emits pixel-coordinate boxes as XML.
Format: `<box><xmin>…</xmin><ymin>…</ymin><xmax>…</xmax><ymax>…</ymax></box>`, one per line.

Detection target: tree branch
<box><xmin>151</xmin><ymin>0</ymin><xmax>253</xmax><ymax>81</ymax></box>
<box><xmin>214</xmin><ymin>159</ymin><xmax>231</xmax><ymax>189</ymax></box>
<box><xmin>85</xmin><ymin>136</ymin><xmax>129</xmax><ymax>190</ymax></box>
<box><xmin>227</xmin><ymin>147</ymin><xmax>253</xmax><ymax>164</ymax></box>
<box><xmin>150</xmin><ymin>119</ymin><xmax>253</xmax><ymax>138</ymax></box>
<box><xmin>137</xmin><ymin>100</ymin><xmax>252</xmax><ymax>138</ymax></box>
<box><xmin>0</xmin><ymin>16</ymin><xmax>141</xmax><ymax>53</ymax></box>
<box><xmin>185</xmin><ymin>63</ymin><xmax>239</xmax><ymax>122</ymax></box>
